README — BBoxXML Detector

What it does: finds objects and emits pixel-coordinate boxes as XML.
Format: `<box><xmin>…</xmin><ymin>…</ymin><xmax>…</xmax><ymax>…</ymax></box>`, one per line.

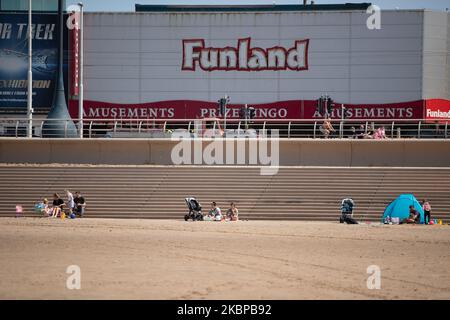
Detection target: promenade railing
<box><xmin>0</xmin><ymin>118</ymin><xmax>448</xmax><ymax>139</ymax></box>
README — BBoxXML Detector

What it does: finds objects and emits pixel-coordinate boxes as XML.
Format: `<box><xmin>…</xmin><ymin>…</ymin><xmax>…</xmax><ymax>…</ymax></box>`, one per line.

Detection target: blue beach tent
<box><xmin>382</xmin><ymin>194</ymin><xmax>424</xmax><ymax>224</ymax></box>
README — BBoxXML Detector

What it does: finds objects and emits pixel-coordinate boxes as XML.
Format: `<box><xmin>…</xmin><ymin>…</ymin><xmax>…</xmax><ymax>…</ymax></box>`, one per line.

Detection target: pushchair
<box><xmin>184</xmin><ymin>197</ymin><xmax>204</xmax><ymax>221</ymax></box>
<box><xmin>340</xmin><ymin>198</ymin><xmax>358</xmax><ymax>224</ymax></box>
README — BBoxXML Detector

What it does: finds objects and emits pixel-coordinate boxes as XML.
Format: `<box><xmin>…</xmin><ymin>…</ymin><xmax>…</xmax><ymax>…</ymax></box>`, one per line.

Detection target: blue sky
<box><xmin>66</xmin><ymin>0</ymin><xmax>450</xmax><ymax>12</ymax></box>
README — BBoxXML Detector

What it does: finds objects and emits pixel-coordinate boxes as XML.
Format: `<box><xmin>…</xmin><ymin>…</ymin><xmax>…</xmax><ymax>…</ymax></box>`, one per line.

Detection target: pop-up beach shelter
<box><xmin>382</xmin><ymin>194</ymin><xmax>424</xmax><ymax>223</ymax></box>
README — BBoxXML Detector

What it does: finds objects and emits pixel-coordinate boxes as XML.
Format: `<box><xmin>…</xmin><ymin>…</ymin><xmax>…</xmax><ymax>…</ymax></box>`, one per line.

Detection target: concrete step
<box><xmin>1</xmin><ymin>165</ymin><xmax>449</xmax><ymax>222</ymax></box>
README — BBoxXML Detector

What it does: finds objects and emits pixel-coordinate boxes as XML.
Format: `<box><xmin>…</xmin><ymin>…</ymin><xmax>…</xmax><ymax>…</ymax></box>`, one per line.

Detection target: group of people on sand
<box><xmin>204</xmin><ymin>202</ymin><xmax>239</xmax><ymax>221</ymax></box>
<box><xmin>320</xmin><ymin>118</ymin><xmax>387</xmax><ymax>140</ymax></box>
<box><xmin>36</xmin><ymin>190</ymin><xmax>86</xmax><ymax>218</ymax></box>
<box><xmin>404</xmin><ymin>199</ymin><xmax>432</xmax><ymax>224</ymax></box>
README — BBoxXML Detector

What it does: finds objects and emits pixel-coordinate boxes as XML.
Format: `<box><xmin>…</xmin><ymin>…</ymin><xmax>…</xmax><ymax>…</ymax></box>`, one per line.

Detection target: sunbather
<box><xmin>51</xmin><ymin>193</ymin><xmax>65</xmax><ymax>218</ymax></box>
<box><xmin>206</xmin><ymin>202</ymin><xmax>222</xmax><ymax>221</ymax></box>
<box><xmin>226</xmin><ymin>202</ymin><xmax>239</xmax><ymax>221</ymax></box>
<box><xmin>403</xmin><ymin>205</ymin><xmax>420</xmax><ymax>224</ymax></box>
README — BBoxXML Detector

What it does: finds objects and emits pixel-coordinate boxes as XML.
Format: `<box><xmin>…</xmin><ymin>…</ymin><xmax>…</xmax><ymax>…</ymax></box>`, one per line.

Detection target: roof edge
<box><xmin>135</xmin><ymin>3</ymin><xmax>372</xmax><ymax>13</ymax></box>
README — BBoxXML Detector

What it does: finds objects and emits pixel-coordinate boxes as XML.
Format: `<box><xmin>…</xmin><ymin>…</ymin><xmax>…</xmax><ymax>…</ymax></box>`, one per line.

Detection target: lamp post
<box><xmin>27</xmin><ymin>0</ymin><xmax>32</xmax><ymax>138</ymax></box>
<box><xmin>78</xmin><ymin>2</ymin><xmax>84</xmax><ymax>138</ymax></box>
<box><xmin>42</xmin><ymin>0</ymin><xmax>77</xmax><ymax>138</ymax></box>
<box><xmin>224</xmin><ymin>95</ymin><xmax>229</xmax><ymax>131</ymax></box>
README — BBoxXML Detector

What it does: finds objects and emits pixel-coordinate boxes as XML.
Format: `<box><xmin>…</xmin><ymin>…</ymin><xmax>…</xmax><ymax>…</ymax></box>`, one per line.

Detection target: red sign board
<box><xmin>68</xmin><ymin>99</ymin><xmax>429</xmax><ymax>120</ymax></box>
<box><xmin>425</xmin><ymin>99</ymin><xmax>450</xmax><ymax>123</ymax></box>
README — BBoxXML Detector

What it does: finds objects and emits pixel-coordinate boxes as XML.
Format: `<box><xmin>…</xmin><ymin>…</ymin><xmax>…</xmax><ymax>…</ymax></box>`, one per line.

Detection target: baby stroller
<box><xmin>340</xmin><ymin>198</ymin><xmax>358</xmax><ymax>224</ymax></box>
<box><xmin>184</xmin><ymin>197</ymin><xmax>203</xmax><ymax>221</ymax></box>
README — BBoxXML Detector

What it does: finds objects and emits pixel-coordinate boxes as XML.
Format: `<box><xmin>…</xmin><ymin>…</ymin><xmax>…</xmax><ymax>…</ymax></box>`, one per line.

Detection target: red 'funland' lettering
<box><xmin>182</xmin><ymin>37</ymin><xmax>309</xmax><ymax>72</ymax></box>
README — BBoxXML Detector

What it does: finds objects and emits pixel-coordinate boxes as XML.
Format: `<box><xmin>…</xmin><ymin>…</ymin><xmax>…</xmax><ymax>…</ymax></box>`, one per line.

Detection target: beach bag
<box><xmin>34</xmin><ymin>203</ymin><xmax>44</xmax><ymax>213</ymax></box>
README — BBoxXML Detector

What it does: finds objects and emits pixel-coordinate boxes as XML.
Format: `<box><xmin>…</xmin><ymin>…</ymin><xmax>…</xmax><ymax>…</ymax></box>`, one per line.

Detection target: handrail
<box><xmin>1</xmin><ymin>118</ymin><xmax>449</xmax><ymax>139</ymax></box>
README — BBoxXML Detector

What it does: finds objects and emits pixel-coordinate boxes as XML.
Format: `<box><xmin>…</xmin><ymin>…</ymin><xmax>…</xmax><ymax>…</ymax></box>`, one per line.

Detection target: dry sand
<box><xmin>0</xmin><ymin>218</ymin><xmax>449</xmax><ymax>300</ymax></box>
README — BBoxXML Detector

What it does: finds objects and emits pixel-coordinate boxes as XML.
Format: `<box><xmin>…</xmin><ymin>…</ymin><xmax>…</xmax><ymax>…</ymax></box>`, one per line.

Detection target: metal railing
<box><xmin>0</xmin><ymin>118</ymin><xmax>448</xmax><ymax>139</ymax></box>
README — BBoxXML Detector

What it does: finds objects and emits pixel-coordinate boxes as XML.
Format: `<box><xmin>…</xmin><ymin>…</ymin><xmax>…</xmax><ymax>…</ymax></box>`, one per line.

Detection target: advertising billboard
<box><xmin>68</xmin><ymin>99</ymin><xmax>425</xmax><ymax>120</ymax></box>
<box><xmin>425</xmin><ymin>99</ymin><xmax>450</xmax><ymax>123</ymax></box>
<box><xmin>0</xmin><ymin>12</ymin><xmax>68</xmax><ymax>110</ymax></box>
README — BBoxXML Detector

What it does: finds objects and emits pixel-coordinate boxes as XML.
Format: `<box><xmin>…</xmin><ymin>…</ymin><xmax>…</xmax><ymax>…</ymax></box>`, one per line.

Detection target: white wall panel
<box><xmin>82</xmin><ymin>10</ymin><xmax>440</xmax><ymax>104</ymax></box>
<box><xmin>84</xmin><ymin>91</ymin><xmax>140</xmax><ymax>103</ymax></box>
<box><xmin>85</xmin><ymin>78</ymin><xmax>139</xmax><ymax>92</ymax></box>
<box><xmin>422</xmin><ymin>11</ymin><xmax>449</xmax><ymax>100</ymax></box>
<box><xmin>140</xmin><ymin>79</ymin><xmax>210</xmax><ymax>92</ymax></box>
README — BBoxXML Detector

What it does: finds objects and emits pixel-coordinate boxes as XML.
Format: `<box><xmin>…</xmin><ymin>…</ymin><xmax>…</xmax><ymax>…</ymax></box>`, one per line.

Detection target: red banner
<box><xmin>68</xmin><ymin>99</ymin><xmax>429</xmax><ymax>120</ymax></box>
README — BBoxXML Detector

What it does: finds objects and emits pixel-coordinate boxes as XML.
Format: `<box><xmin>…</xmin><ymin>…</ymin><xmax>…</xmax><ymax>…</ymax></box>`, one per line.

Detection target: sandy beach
<box><xmin>0</xmin><ymin>218</ymin><xmax>449</xmax><ymax>300</ymax></box>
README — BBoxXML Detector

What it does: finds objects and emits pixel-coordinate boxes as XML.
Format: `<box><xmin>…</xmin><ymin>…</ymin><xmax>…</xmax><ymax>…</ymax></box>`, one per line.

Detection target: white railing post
<box><xmin>418</xmin><ymin>121</ymin><xmax>422</xmax><ymax>139</ymax></box>
<box><xmin>40</xmin><ymin>120</ymin><xmax>44</xmax><ymax>138</ymax></box>
<box><xmin>313</xmin><ymin>121</ymin><xmax>317</xmax><ymax>139</ymax></box>
<box><xmin>445</xmin><ymin>121</ymin><xmax>448</xmax><ymax>139</ymax></box>
<box><xmin>88</xmin><ymin>121</ymin><xmax>93</xmax><ymax>138</ymax></box>
<box><xmin>391</xmin><ymin>121</ymin><xmax>395</xmax><ymax>139</ymax></box>
<box><xmin>15</xmin><ymin>120</ymin><xmax>19</xmax><ymax>138</ymax></box>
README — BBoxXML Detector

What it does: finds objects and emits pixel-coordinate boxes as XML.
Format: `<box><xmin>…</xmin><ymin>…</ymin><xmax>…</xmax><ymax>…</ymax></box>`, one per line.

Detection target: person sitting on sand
<box><xmin>403</xmin><ymin>205</ymin><xmax>420</xmax><ymax>224</ymax></box>
<box><xmin>339</xmin><ymin>198</ymin><xmax>358</xmax><ymax>224</ymax></box>
<box><xmin>422</xmin><ymin>199</ymin><xmax>432</xmax><ymax>225</ymax></box>
<box><xmin>226</xmin><ymin>202</ymin><xmax>239</xmax><ymax>221</ymax></box>
<box><xmin>207</xmin><ymin>202</ymin><xmax>222</xmax><ymax>221</ymax></box>
<box><xmin>41</xmin><ymin>198</ymin><xmax>50</xmax><ymax>216</ymax></box>
<box><xmin>73</xmin><ymin>191</ymin><xmax>86</xmax><ymax>218</ymax></box>
<box><xmin>51</xmin><ymin>193</ymin><xmax>65</xmax><ymax>218</ymax></box>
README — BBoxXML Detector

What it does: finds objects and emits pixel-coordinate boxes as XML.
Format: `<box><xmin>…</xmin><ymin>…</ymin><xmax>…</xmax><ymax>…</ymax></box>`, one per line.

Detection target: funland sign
<box><xmin>424</xmin><ymin>99</ymin><xmax>450</xmax><ymax>123</ymax></box>
<box><xmin>182</xmin><ymin>37</ymin><xmax>309</xmax><ymax>71</ymax></box>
